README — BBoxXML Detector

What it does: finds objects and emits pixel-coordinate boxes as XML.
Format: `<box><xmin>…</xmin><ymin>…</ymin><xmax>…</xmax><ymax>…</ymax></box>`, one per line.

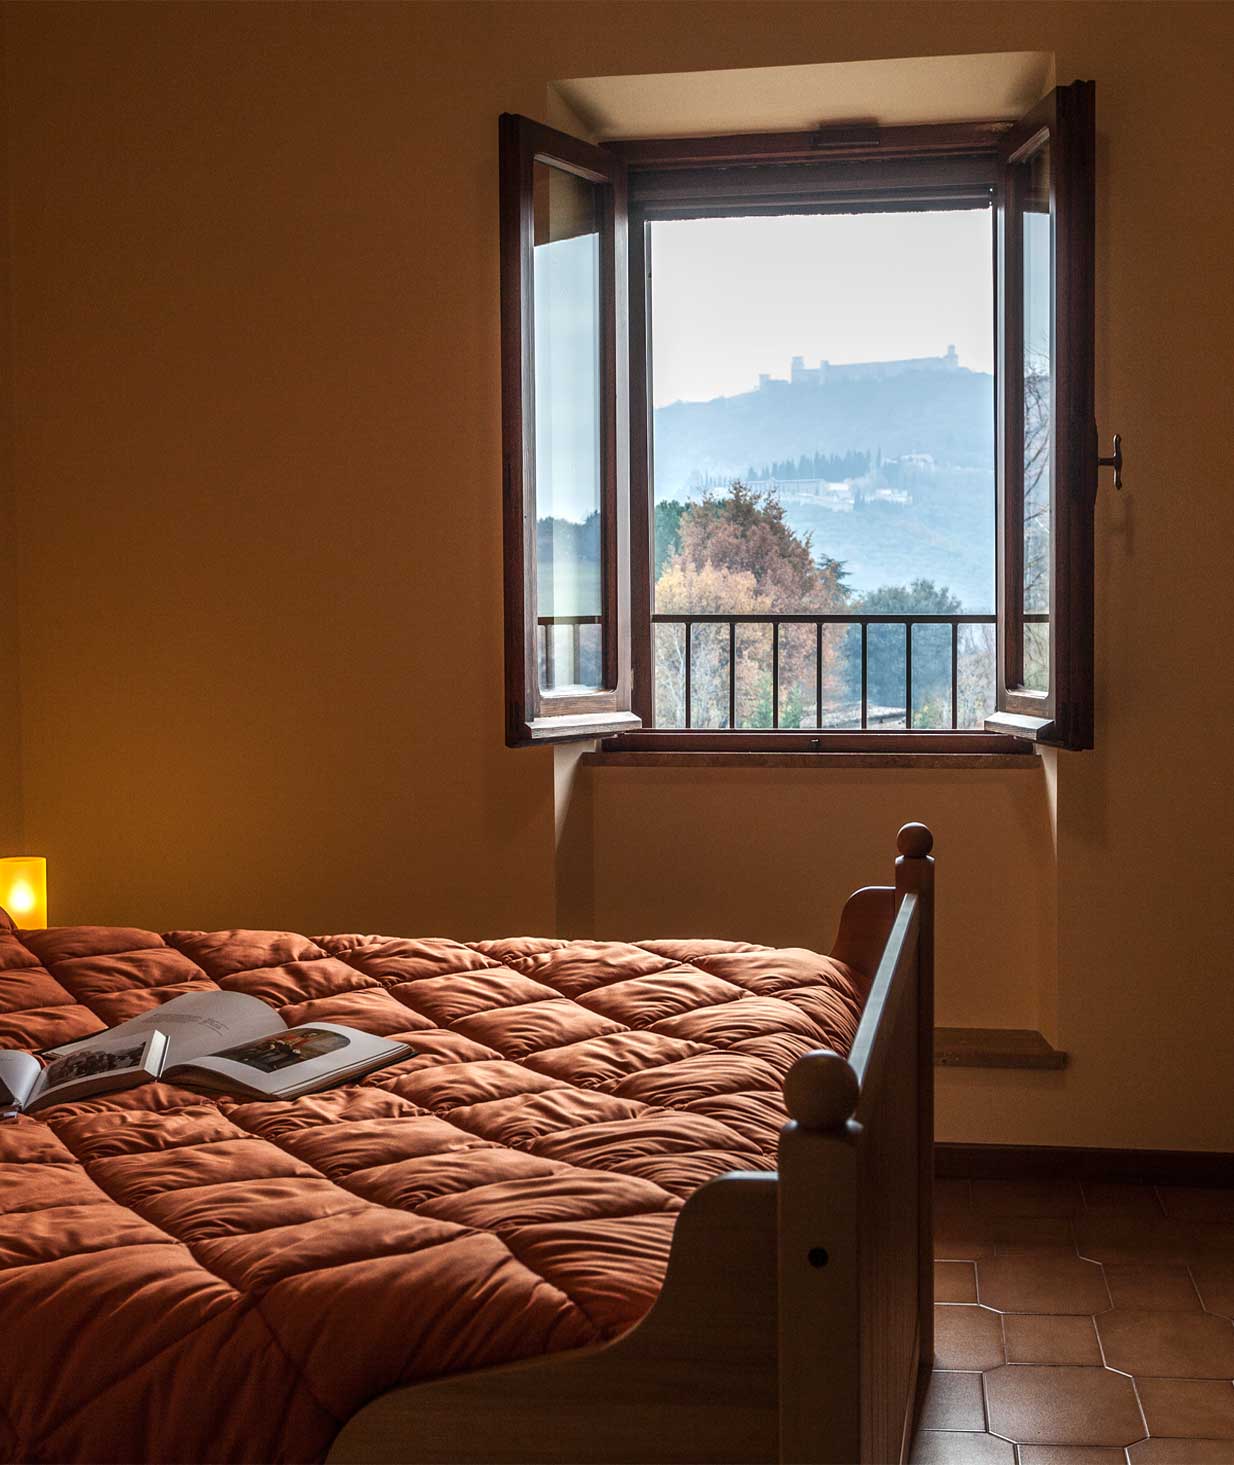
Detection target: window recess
<box><xmin>500</xmin><ymin>88</ymin><xmax>1098</xmax><ymax>752</ymax></box>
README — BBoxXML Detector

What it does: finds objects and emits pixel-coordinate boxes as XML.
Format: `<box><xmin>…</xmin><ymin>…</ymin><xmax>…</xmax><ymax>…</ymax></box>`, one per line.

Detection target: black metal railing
<box><xmin>538</xmin><ymin>611</ymin><xmax>1041</xmax><ymax>731</ymax></box>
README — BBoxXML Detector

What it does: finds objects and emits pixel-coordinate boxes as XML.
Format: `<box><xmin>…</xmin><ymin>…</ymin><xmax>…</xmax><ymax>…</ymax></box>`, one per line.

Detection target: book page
<box><xmin>30</xmin><ymin>1030</ymin><xmax>168</xmax><ymax>1111</ymax></box>
<box><xmin>43</xmin><ymin>991</ymin><xmax>283</xmax><ymax>1069</ymax></box>
<box><xmin>168</xmin><ymin>1023</ymin><xmax>411</xmax><ymax>1099</ymax></box>
<box><xmin>0</xmin><ymin>1050</ymin><xmax>43</xmax><ymax>1112</ymax></box>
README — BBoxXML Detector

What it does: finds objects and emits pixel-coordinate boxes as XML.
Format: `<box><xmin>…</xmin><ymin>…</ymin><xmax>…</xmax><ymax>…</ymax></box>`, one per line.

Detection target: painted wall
<box><xmin>2</xmin><ymin>2</ymin><xmax>1232</xmax><ymax>1148</ymax></box>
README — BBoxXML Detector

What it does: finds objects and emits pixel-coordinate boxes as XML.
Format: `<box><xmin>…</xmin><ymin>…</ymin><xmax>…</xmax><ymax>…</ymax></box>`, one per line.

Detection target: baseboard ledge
<box><xmin>936</xmin><ymin>1142</ymin><xmax>1234</xmax><ymax>1187</ymax></box>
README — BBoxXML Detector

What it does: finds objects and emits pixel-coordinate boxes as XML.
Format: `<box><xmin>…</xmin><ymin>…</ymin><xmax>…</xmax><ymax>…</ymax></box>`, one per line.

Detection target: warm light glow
<box><xmin>0</xmin><ymin>858</ymin><xmax>47</xmax><ymax>929</ymax></box>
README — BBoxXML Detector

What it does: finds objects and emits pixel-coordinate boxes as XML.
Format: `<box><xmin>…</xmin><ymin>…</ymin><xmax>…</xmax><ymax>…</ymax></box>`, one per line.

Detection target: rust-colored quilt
<box><xmin>0</xmin><ymin>907</ymin><xmax>865</xmax><ymax>1464</ymax></box>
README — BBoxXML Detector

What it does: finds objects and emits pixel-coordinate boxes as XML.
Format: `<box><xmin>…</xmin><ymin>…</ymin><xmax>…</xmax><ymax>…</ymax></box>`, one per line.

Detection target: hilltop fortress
<box><xmin>758</xmin><ymin>345</ymin><xmax>959</xmax><ymax>391</ymax></box>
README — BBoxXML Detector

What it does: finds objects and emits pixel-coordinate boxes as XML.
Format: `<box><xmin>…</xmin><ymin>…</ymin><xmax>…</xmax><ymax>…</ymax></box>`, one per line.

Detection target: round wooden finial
<box><xmin>784</xmin><ymin>1049</ymin><xmax>860</xmax><ymax>1130</ymax></box>
<box><xmin>897</xmin><ymin>822</ymin><xmax>934</xmax><ymax>859</ymax></box>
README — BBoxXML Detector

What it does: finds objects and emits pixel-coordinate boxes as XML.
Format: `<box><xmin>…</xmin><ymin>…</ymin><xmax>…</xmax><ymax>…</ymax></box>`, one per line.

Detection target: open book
<box><xmin>0</xmin><ymin>1030</ymin><xmax>167</xmax><ymax>1113</ymax></box>
<box><xmin>0</xmin><ymin>991</ymin><xmax>415</xmax><ymax>1112</ymax></box>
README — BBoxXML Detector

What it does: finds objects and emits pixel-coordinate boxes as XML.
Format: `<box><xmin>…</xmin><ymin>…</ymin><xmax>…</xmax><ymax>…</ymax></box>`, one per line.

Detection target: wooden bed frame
<box><xmin>328</xmin><ymin>823</ymin><xmax>935</xmax><ymax>1465</ymax></box>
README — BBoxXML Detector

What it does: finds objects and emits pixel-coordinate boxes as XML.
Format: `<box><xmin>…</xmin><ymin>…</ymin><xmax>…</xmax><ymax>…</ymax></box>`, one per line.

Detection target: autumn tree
<box><xmin>654</xmin><ymin>482</ymin><xmax>849</xmax><ymax>727</ymax></box>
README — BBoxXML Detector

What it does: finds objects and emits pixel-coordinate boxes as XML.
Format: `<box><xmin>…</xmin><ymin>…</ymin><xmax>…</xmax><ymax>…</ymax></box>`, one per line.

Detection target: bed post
<box><xmin>778</xmin><ymin>823</ymin><xmax>935</xmax><ymax>1465</ymax></box>
<box><xmin>896</xmin><ymin>821</ymin><xmax>935</xmax><ymax>1398</ymax></box>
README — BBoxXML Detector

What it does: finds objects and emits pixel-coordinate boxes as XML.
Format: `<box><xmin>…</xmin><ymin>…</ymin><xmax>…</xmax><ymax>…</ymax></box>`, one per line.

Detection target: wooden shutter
<box><xmin>500</xmin><ymin>114</ymin><xmax>640</xmax><ymax>746</ymax></box>
<box><xmin>987</xmin><ymin>82</ymin><xmax>1097</xmax><ymax>749</ymax></box>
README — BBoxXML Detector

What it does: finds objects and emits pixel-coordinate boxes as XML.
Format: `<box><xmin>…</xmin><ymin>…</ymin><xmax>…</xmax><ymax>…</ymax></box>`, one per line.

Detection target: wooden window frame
<box><xmin>500</xmin><ymin>115</ymin><xmax>640</xmax><ymax>746</ymax></box>
<box><xmin>622</xmin><ymin>125</ymin><xmax>1011</xmax><ymax>754</ymax></box>
<box><xmin>500</xmin><ymin>97</ymin><xmax>1098</xmax><ymax>756</ymax></box>
<box><xmin>986</xmin><ymin>82</ymin><xmax>1097</xmax><ymax>748</ymax></box>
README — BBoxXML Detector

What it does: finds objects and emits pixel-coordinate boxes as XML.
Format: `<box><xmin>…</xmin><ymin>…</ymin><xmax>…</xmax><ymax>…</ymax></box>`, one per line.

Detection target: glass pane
<box><xmin>533</xmin><ymin>160</ymin><xmax>605</xmax><ymax>693</ymax></box>
<box><xmin>1021</xmin><ymin>141</ymin><xmax>1052</xmax><ymax>692</ymax></box>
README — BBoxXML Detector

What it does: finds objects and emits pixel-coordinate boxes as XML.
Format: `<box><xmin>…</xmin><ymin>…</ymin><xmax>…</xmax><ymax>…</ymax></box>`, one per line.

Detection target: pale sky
<box><xmin>649</xmin><ymin>209</ymin><xmax>994</xmax><ymax>407</ymax></box>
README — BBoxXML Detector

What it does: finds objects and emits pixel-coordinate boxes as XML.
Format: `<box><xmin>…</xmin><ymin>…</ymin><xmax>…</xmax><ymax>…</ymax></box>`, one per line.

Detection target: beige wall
<box><xmin>2</xmin><ymin>2</ymin><xmax>1232</xmax><ymax>1149</ymax></box>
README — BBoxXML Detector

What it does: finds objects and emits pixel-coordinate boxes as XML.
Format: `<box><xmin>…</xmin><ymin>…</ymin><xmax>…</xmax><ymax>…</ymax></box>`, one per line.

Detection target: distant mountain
<box><xmin>653</xmin><ymin>367</ymin><xmax>994</xmax><ymax>495</ymax></box>
<box><xmin>652</xmin><ymin>365</ymin><xmax>996</xmax><ymax>611</ymax></box>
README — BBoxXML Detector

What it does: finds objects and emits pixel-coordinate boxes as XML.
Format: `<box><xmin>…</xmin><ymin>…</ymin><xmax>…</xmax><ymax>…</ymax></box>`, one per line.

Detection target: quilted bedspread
<box><xmin>0</xmin><ymin>906</ymin><xmax>866</xmax><ymax>1464</ymax></box>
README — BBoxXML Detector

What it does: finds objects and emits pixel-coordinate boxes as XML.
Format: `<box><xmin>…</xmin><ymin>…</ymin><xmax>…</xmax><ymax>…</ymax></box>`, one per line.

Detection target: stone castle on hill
<box><xmin>758</xmin><ymin>344</ymin><xmax>959</xmax><ymax>392</ymax></box>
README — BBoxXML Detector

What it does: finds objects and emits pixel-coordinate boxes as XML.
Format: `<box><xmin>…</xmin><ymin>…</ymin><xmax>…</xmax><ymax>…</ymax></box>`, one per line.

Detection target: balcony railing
<box><xmin>538</xmin><ymin>612</ymin><xmax>1037</xmax><ymax>731</ymax></box>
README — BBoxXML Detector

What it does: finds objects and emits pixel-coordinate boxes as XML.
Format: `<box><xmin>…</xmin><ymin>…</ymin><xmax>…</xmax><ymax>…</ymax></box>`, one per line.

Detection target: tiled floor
<box><xmin>914</xmin><ymin>1177</ymin><xmax>1234</xmax><ymax>1463</ymax></box>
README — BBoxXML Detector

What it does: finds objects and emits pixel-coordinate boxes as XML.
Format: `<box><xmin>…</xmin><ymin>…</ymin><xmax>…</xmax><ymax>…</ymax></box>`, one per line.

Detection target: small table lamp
<box><xmin>0</xmin><ymin>858</ymin><xmax>47</xmax><ymax>929</ymax></box>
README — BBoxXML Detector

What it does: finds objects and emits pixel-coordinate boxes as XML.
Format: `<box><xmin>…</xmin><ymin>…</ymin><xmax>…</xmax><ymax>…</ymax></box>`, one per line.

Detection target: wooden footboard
<box><xmin>327</xmin><ymin>825</ymin><xmax>934</xmax><ymax>1465</ymax></box>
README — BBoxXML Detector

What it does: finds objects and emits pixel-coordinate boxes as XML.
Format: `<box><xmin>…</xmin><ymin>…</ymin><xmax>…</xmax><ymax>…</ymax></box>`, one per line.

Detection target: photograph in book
<box><xmin>39</xmin><ymin>990</ymin><xmax>416</xmax><ymax>1101</ymax></box>
<box><xmin>0</xmin><ymin>1029</ymin><xmax>167</xmax><ymax>1114</ymax></box>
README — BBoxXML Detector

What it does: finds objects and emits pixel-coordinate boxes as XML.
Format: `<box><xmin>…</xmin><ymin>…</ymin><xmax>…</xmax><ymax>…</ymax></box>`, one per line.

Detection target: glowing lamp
<box><xmin>0</xmin><ymin>857</ymin><xmax>47</xmax><ymax>929</ymax></box>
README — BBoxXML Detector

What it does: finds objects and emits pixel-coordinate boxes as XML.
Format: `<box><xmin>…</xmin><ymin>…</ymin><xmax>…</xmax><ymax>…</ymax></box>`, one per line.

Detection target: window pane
<box><xmin>533</xmin><ymin>160</ymin><xmax>604</xmax><ymax>693</ymax></box>
<box><xmin>1021</xmin><ymin>141</ymin><xmax>1052</xmax><ymax>693</ymax></box>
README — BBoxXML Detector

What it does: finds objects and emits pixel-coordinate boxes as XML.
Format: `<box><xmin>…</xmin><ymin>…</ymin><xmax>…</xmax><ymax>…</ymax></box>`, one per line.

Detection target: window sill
<box><xmin>583</xmin><ymin>731</ymin><xmax>1037</xmax><ymax>769</ymax></box>
<box><xmin>582</xmin><ymin>750</ymin><xmax>1038</xmax><ymax>769</ymax></box>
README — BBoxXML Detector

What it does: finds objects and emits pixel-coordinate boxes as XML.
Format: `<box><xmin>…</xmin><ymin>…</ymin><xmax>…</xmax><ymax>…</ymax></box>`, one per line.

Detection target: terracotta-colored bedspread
<box><xmin>0</xmin><ymin>907</ymin><xmax>864</xmax><ymax>1464</ymax></box>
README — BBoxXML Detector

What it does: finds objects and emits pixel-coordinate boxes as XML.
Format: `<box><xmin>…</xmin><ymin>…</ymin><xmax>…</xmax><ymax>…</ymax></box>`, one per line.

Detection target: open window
<box><xmin>987</xmin><ymin>82</ymin><xmax>1097</xmax><ymax>747</ymax></box>
<box><xmin>500</xmin><ymin>115</ymin><xmax>639</xmax><ymax>745</ymax></box>
<box><xmin>500</xmin><ymin>83</ymin><xmax>1098</xmax><ymax>751</ymax></box>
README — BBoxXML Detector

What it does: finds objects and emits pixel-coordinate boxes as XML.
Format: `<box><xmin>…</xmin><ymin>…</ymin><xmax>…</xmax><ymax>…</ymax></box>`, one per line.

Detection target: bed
<box><xmin>0</xmin><ymin>824</ymin><xmax>933</xmax><ymax>1465</ymax></box>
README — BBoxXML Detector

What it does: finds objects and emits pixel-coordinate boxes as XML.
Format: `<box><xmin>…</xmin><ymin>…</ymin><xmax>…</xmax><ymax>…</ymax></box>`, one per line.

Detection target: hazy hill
<box><xmin>653</xmin><ymin>367</ymin><xmax>994</xmax><ymax>494</ymax></box>
<box><xmin>651</xmin><ymin>366</ymin><xmax>996</xmax><ymax>610</ymax></box>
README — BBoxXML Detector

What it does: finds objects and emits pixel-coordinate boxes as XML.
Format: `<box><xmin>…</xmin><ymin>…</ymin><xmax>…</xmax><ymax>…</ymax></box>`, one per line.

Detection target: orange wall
<box><xmin>2</xmin><ymin>2</ymin><xmax>1233</xmax><ymax>1148</ymax></box>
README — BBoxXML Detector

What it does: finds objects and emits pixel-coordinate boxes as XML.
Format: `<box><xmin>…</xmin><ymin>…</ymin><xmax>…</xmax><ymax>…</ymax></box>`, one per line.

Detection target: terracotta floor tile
<box><xmin>1018</xmin><ymin>1449</ymin><xmax>1129</xmax><ymax>1464</ymax></box>
<box><xmin>1078</xmin><ymin>1216</ymin><xmax>1195</xmax><ymax>1267</ymax></box>
<box><xmin>921</xmin><ymin>1371</ymin><xmax>986</xmax><ymax>1431</ymax></box>
<box><xmin>991</xmin><ymin>1216</ymin><xmax>1078</xmax><ymax>1254</ymax></box>
<box><xmin>1192</xmin><ymin>1262</ymin><xmax>1234</xmax><ymax>1319</ymax></box>
<box><xmin>1136</xmin><ymin>1378</ymin><xmax>1234</xmax><ymax>1439</ymax></box>
<box><xmin>972</xmin><ymin>1181</ymin><xmax>1085</xmax><ymax>1219</ymax></box>
<box><xmin>1104</xmin><ymin>1265</ymin><xmax>1202</xmax><ymax>1312</ymax></box>
<box><xmin>983</xmin><ymin>1364</ymin><xmax>1144</xmax><ymax>1446</ymax></box>
<box><xmin>1097</xmin><ymin>1310</ymin><xmax>1234</xmax><ymax>1378</ymax></box>
<box><xmin>935</xmin><ymin>1305</ymin><xmax>1006</xmax><ymax>1370</ymax></box>
<box><xmin>1158</xmin><ymin>1189</ymin><xmax>1234</xmax><ymax>1225</ymax></box>
<box><xmin>1188</xmin><ymin>1225</ymin><xmax>1234</xmax><ymax>1259</ymax></box>
<box><xmin>910</xmin><ymin>1430</ymin><xmax>1015</xmax><ymax>1463</ymax></box>
<box><xmin>977</xmin><ymin>1253</ymin><xmax>1111</xmax><ymax>1315</ymax></box>
<box><xmin>937</xmin><ymin>1260</ymin><xmax>979</xmax><ymax>1303</ymax></box>
<box><xmin>1128</xmin><ymin>1440</ymin><xmax>1234</xmax><ymax>1463</ymax></box>
<box><xmin>1003</xmin><ymin>1313</ymin><xmax>1103</xmax><ymax>1366</ymax></box>
<box><xmin>937</xmin><ymin>1211</ymin><xmax>996</xmax><ymax>1262</ymax></box>
<box><xmin>1083</xmin><ymin>1183</ymin><xmax>1167</xmax><ymax>1220</ymax></box>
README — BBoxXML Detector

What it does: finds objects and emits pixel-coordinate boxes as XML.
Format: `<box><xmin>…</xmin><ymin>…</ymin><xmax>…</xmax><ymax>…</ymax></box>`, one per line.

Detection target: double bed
<box><xmin>0</xmin><ymin>824</ymin><xmax>934</xmax><ymax>1465</ymax></box>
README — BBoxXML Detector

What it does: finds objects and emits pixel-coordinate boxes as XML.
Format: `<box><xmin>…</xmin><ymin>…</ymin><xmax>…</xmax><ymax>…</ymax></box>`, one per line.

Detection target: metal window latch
<box><xmin>1098</xmin><ymin>433</ymin><xmax>1124</xmax><ymax>490</ymax></box>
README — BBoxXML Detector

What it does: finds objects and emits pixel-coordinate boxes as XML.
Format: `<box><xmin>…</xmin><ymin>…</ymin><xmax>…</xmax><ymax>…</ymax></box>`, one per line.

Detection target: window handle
<box><xmin>1098</xmin><ymin>432</ymin><xmax>1124</xmax><ymax>490</ymax></box>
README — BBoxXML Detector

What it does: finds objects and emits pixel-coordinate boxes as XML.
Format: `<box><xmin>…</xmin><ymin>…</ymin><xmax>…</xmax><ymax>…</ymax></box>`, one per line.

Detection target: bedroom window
<box><xmin>500</xmin><ymin>86</ymin><xmax>1097</xmax><ymax>751</ymax></box>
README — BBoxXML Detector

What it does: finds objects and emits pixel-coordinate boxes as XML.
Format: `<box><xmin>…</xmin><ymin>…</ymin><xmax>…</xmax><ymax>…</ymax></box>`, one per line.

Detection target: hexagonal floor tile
<box><xmin>1137</xmin><ymin>1376</ymin><xmax>1234</xmax><ymax>1439</ymax></box>
<box><xmin>1019</xmin><ymin>1449</ymin><xmax>1130</xmax><ymax>1464</ymax></box>
<box><xmin>911</xmin><ymin>1430</ymin><xmax>1016</xmax><ymax>1463</ymax></box>
<box><xmin>983</xmin><ymin>1365</ymin><xmax>1144</xmax><ymax>1447</ymax></box>
<box><xmin>935</xmin><ymin>1305</ymin><xmax>1006</xmax><ymax>1370</ymax></box>
<box><xmin>977</xmin><ymin>1253</ymin><xmax>1110</xmax><ymax>1314</ymax></box>
<box><xmin>1103</xmin><ymin>1264</ymin><xmax>1202</xmax><ymax>1312</ymax></box>
<box><xmin>1003</xmin><ymin>1314</ymin><xmax>1103</xmax><ymax>1367</ymax></box>
<box><xmin>1128</xmin><ymin>1441</ymin><xmax>1234</xmax><ymax>1463</ymax></box>
<box><xmin>1097</xmin><ymin>1309</ymin><xmax>1234</xmax><ymax>1378</ymax></box>
<box><xmin>1192</xmin><ymin>1260</ymin><xmax>1234</xmax><ymax>1318</ymax></box>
